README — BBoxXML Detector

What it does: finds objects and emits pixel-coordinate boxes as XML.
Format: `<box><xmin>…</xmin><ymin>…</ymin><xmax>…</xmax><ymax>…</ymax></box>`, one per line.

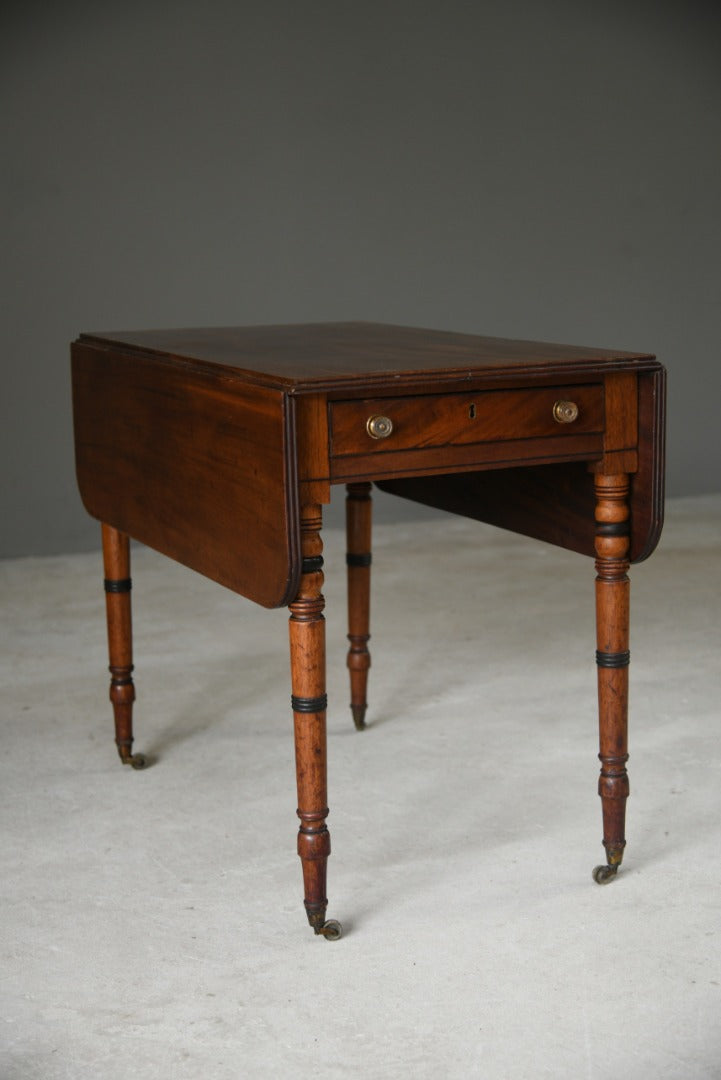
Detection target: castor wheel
<box><xmin>592</xmin><ymin>864</ymin><xmax>618</xmax><ymax>884</ymax></box>
<box><xmin>318</xmin><ymin>919</ymin><xmax>343</xmax><ymax>941</ymax></box>
<box><xmin>119</xmin><ymin>749</ymin><xmax>147</xmax><ymax>769</ymax></box>
<box><xmin>307</xmin><ymin>911</ymin><xmax>343</xmax><ymax>939</ymax></box>
<box><xmin>351</xmin><ymin>705</ymin><xmax>367</xmax><ymax>731</ymax></box>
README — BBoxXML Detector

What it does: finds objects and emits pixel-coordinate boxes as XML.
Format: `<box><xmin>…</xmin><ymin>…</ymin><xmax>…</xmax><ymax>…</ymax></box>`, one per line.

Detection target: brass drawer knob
<box><xmin>366</xmin><ymin>415</ymin><xmax>394</xmax><ymax>440</ymax></box>
<box><xmin>553</xmin><ymin>400</ymin><xmax>579</xmax><ymax>424</ymax></box>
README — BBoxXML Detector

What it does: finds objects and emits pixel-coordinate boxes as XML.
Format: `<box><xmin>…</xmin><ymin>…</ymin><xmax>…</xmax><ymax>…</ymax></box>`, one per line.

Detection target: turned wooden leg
<box><xmin>346</xmin><ymin>482</ymin><xmax>372</xmax><ymax>731</ymax></box>
<box><xmin>288</xmin><ymin>506</ymin><xmax>341</xmax><ymax>939</ymax></box>
<box><xmin>592</xmin><ymin>474</ymin><xmax>630</xmax><ymax>883</ymax></box>
<box><xmin>101</xmin><ymin>523</ymin><xmax>145</xmax><ymax>769</ymax></box>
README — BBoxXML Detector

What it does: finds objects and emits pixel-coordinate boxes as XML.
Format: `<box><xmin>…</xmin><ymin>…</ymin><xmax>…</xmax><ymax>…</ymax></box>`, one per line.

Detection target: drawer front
<box><xmin>330</xmin><ymin>384</ymin><xmax>604</xmax><ymax>460</ymax></box>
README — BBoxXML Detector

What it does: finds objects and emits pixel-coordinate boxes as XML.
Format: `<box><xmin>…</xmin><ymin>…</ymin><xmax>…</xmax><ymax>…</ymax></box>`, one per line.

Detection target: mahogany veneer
<box><xmin>72</xmin><ymin>322</ymin><xmax>666</xmax><ymax>938</ymax></box>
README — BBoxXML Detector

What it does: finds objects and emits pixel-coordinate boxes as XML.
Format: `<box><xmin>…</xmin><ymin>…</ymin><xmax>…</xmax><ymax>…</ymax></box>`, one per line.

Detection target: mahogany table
<box><xmin>71</xmin><ymin>322</ymin><xmax>665</xmax><ymax>939</ymax></box>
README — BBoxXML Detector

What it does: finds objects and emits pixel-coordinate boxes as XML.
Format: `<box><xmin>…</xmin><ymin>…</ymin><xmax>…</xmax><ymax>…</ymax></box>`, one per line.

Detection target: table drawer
<box><xmin>330</xmin><ymin>384</ymin><xmax>604</xmax><ymax>460</ymax></box>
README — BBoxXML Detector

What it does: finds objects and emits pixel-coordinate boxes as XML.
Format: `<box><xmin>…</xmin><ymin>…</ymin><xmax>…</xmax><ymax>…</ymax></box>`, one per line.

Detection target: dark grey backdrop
<box><xmin>3</xmin><ymin>1</ymin><xmax>720</xmax><ymax>557</ymax></box>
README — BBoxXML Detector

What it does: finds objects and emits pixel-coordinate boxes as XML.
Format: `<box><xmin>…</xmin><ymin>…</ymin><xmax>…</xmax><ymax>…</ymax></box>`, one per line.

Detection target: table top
<box><xmin>72</xmin><ymin>322</ymin><xmax>665</xmax><ymax>609</ymax></box>
<box><xmin>79</xmin><ymin>322</ymin><xmax>659</xmax><ymax>392</ymax></box>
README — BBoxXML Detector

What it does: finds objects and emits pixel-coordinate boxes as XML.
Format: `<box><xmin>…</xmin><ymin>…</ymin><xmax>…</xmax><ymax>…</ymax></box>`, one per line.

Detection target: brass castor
<box><xmin>351</xmin><ymin>704</ymin><xmax>367</xmax><ymax>731</ymax></box>
<box><xmin>307</xmin><ymin>910</ymin><xmax>343</xmax><ymax>940</ymax></box>
<box><xmin>118</xmin><ymin>748</ymin><xmax>147</xmax><ymax>770</ymax></box>
<box><xmin>318</xmin><ymin>919</ymin><xmax>343</xmax><ymax>941</ymax></box>
<box><xmin>592</xmin><ymin>864</ymin><xmax>618</xmax><ymax>884</ymax></box>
